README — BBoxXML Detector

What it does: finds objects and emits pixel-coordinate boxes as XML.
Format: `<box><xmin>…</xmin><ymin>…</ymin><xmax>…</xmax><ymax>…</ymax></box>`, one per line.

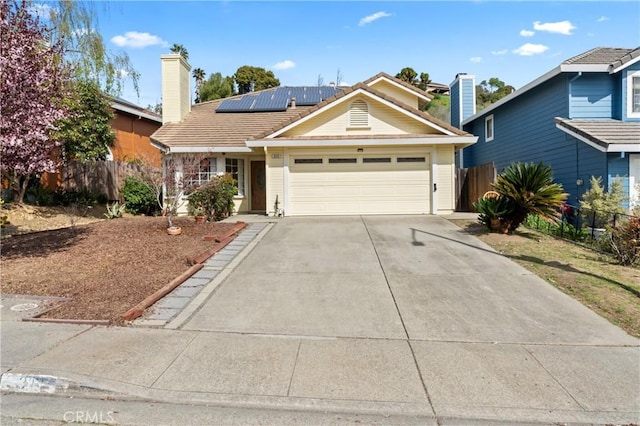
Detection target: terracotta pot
<box><xmin>167</xmin><ymin>226</ymin><xmax>182</xmax><ymax>236</ymax></box>
<box><xmin>195</xmin><ymin>215</ymin><xmax>206</xmax><ymax>223</ymax></box>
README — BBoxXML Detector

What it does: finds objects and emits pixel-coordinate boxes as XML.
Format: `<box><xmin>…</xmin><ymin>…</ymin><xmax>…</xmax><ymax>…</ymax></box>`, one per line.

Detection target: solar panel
<box><xmin>215</xmin><ymin>86</ymin><xmax>342</xmax><ymax>112</ymax></box>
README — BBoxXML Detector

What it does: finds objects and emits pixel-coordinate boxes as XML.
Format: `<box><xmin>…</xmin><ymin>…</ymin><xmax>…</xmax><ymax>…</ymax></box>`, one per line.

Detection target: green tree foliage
<box><xmin>187</xmin><ymin>173</ymin><xmax>236</xmax><ymax>221</ymax></box>
<box><xmin>580</xmin><ymin>176</ymin><xmax>627</xmax><ymax>228</ymax></box>
<box><xmin>53</xmin><ymin>80</ymin><xmax>115</xmax><ymax>163</ymax></box>
<box><xmin>199</xmin><ymin>72</ymin><xmax>234</xmax><ymax>102</ymax></box>
<box><xmin>234</xmin><ymin>65</ymin><xmax>280</xmax><ymax>94</ymax></box>
<box><xmin>425</xmin><ymin>94</ymin><xmax>450</xmax><ymax>123</ymax></box>
<box><xmin>475</xmin><ymin>162</ymin><xmax>567</xmax><ymax>233</ymax></box>
<box><xmin>121</xmin><ymin>176</ymin><xmax>159</xmax><ymax>215</ymax></box>
<box><xmin>170</xmin><ymin>43</ymin><xmax>188</xmax><ymax>60</ymax></box>
<box><xmin>192</xmin><ymin>67</ymin><xmax>206</xmax><ymax>103</ymax></box>
<box><xmin>43</xmin><ymin>1</ymin><xmax>139</xmax><ymax>96</ymax></box>
<box><xmin>417</xmin><ymin>72</ymin><xmax>431</xmax><ymax>91</ymax></box>
<box><xmin>396</xmin><ymin>67</ymin><xmax>418</xmax><ymax>85</ymax></box>
<box><xmin>476</xmin><ymin>77</ymin><xmax>515</xmax><ymax>110</ymax></box>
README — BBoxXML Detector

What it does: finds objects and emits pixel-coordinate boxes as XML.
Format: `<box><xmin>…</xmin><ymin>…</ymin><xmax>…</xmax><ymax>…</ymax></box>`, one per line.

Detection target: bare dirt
<box><xmin>1</xmin><ymin>205</ymin><xmax>239</xmax><ymax>325</ymax></box>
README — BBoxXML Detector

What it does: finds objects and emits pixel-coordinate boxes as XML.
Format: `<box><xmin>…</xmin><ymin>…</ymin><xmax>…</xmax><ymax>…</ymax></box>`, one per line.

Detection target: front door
<box><xmin>251</xmin><ymin>160</ymin><xmax>266</xmax><ymax>211</ymax></box>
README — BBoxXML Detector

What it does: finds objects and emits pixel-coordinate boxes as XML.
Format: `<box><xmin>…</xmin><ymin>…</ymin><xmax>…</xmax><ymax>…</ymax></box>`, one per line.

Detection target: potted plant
<box><xmin>187</xmin><ymin>189</ymin><xmax>207</xmax><ymax>223</ymax></box>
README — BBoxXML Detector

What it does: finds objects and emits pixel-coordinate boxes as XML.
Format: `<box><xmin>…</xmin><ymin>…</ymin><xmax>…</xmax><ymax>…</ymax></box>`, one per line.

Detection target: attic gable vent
<box><xmin>348</xmin><ymin>100</ymin><xmax>369</xmax><ymax>128</ymax></box>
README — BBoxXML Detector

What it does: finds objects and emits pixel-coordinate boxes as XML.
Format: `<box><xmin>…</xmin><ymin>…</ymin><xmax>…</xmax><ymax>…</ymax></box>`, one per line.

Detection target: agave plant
<box><xmin>492</xmin><ymin>162</ymin><xmax>567</xmax><ymax>233</ymax></box>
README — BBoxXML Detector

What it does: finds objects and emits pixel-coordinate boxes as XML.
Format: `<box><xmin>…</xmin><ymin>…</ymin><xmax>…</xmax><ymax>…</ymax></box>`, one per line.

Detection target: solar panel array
<box><xmin>216</xmin><ymin>86</ymin><xmax>342</xmax><ymax>113</ymax></box>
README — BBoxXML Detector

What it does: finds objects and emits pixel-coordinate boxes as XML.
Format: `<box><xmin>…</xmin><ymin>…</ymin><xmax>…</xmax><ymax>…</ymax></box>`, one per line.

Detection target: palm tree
<box><xmin>192</xmin><ymin>67</ymin><xmax>206</xmax><ymax>103</ymax></box>
<box><xmin>492</xmin><ymin>162</ymin><xmax>568</xmax><ymax>233</ymax></box>
<box><xmin>170</xmin><ymin>43</ymin><xmax>188</xmax><ymax>61</ymax></box>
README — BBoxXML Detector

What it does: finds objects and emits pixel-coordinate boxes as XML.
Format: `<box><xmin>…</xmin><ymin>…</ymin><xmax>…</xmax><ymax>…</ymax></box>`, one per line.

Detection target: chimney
<box><xmin>449</xmin><ymin>73</ymin><xmax>476</xmax><ymax>129</ymax></box>
<box><xmin>290</xmin><ymin>97</ymin><xmax>296</xmax><ymax>109</ymax></box>
<box><xmin>161</xmin><ymin>54</ymin><xmax>191</xmax><ymax>125</ymax></box>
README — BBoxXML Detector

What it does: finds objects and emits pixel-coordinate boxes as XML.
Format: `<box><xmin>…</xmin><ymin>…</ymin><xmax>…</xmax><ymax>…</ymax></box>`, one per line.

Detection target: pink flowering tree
<box><xmin>0</xmin><ymin>0</ymin><xmax>71</xmax><ymax>203</ymax></box>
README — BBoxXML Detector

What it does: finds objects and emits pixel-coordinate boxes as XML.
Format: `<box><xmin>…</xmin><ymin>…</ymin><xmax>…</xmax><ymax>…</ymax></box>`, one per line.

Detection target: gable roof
<box><xmin>462</xmin><ymin>46</ymin><xmax>640</xmax><ymax>126</ymax></box>
<box><xmin>111</xmin><ymin>97</ymin><xmax>162</xmax><ymax>123</ymax></box>
<box><xmin>555</xmin><ymin>118</ymin><xmax>640</xmax><ymax>153</ymax></box>
<box><xmin>251</xmin><ymin>82</ymin><xmax>466</xmax><ymax>140</ymax></box>
<box><xmin>363</xmin><ymin>72</ymin><xmax>434</xmax><ymax>103</ymax></box>
<box><xmin>152</xmin><ymin>75</ymin><xmax>470</xmax><ymax>152</ymax></box>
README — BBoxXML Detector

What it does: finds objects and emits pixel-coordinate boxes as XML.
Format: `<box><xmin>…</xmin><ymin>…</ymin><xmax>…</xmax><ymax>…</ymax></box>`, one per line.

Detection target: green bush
<box><xmin>121</xmin><ymin>176</ymin><xmax>158</xmax><ymax>215</ymax></box>
<box><xmin>473</xmin><ymin>195</ymin><xmax>514</xmax><ymax>232</ymax></box>
<box><xmin>580</xmin><ymin>176</ymin><xmax>626</xmax><ymax>228</ymax></box>
<box><xmin>605</xmin><ymin>217</ymin><xmax>640</xmax><ymax>266</ymax></box>
<box><xmin>53</xmin><ymin>188</ymin><xmax>102</xmax><ymax>207</ymax></box>
<box><xmin>26</xmin><ymin>185</ymin><xmax>56</xmax><ymax>206</ymax></box>
<box><xmin>187</xmin><ymin>173</ymin><xmax>236</xmax><ymax>221</ymax></box>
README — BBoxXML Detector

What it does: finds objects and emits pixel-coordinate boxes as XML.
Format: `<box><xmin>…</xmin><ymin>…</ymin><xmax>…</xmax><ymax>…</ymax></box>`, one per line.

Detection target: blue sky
<box><xmin>89</xmin><ymin>1</ymin><xmax>639</xmax><ymax>108</ymax></box>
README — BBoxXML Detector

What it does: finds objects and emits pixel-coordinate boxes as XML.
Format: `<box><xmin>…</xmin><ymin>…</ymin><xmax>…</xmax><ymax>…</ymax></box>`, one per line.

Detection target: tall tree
<box><xmin>418</xmin><ymin>72</ymin><xmax>431</xmax><ymax>91</ymax></box>
<box><xmin>199</xmin><ymin>72</ymin><xmax>234</xmax><ymax>102</ymax></box>
<box><xmin>0</xmin><ymin>0</ymin><xmax>71</xmax><ymax>203</ymax></box>
<box><xmin>44</xmin><ymin>1</ymin><xmax>139</xmax><ymax>96</ymax></box>
<box><xmin>192</xmin><ymin>67</ymin><xmax>206</xmax><ymax>103</ymax></box>
<box><xmin>476</xmin><ymin>77</ymin><xmax>515</xmax><ymax>110</ymax></box>
<box><xmin>170</xmin><ymin>43</ymin><xmax>188</xmax><ymax>61</ymax></box>
<box><xmin>396</xmin><ymin>67</ymin><xmax>418</xmax><ymax>85</ymax></box>
<box><xmin>53</xmin><ymin>80</ymin><xmax>115</xmax><ymax>163</ymax></box>
<box><xmin>234</xmin><ymin>65</ymin><xmax>280</xmax><ymax>94</ymax></box>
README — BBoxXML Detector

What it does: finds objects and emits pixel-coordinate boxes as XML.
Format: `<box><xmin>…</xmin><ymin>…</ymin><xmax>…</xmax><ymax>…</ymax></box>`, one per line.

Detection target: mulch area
<box><xmin>1</xmin><ymin>217</ymin><xmax>239</xmax><ymax>325</ymax></box>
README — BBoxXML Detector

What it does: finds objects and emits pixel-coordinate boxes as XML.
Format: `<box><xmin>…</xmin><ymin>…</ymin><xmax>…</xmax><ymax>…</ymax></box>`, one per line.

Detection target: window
<box><xmin>485</xmin><ymin>114</ymin><xmax>494</xmax><ymax>142</ymax></box>
<box><xmin>225</xmin><ymin>158</ymin><xmax>245</xmax><ymax>196</ymax></box>
<box><xmin>397</xmin><ymin>157</ymin><xmax>426</xmax><ymax>163</ymax></box>
<box><xmin>294</xmin><ymin>158</ymin><xmax>323</xmax><ymax>164</ymax></box>
<box><xmin>186</xmin><ymin>157</ymin><xmax>217</xmax><ymax>188</ymax></box>
<box><xmin>363</xmin><ymin>157</ymin><xmax>391</xmax><ymax>163</ymax></box>
<box><xmin>628</xmin><ymin>70</ymin><xmax>640</xmax><ymax>118</ymax></box>
<box><xmin>328</xmin><ymin>158</ymin><xmax>357</xmax><ymax>164</ymax></box>
<box><xmin>348</xmin><ymin>100</ymin><xmax>369</xmax><ymax>128</ymax></box>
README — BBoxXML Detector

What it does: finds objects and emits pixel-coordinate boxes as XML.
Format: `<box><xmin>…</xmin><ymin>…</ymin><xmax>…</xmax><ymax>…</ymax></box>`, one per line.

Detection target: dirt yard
<box><xmin>1</xmin><ymin>206</ymin><xmax>239</xmax><ymax>325</ymax></box>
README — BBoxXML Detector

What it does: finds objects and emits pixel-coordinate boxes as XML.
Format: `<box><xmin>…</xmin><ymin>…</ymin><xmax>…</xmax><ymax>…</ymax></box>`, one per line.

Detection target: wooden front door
<box><xmin>251</xmin><ymin>160</ymin><xmax>266</xmax><ymax>211</ymax></box>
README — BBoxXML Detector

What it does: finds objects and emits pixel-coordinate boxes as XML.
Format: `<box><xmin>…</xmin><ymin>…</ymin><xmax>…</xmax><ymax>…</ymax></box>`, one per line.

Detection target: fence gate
<box><xmin>456</xmin><ymin>162</ymin><xmax>497</xmax><ymax>212</ymax></box>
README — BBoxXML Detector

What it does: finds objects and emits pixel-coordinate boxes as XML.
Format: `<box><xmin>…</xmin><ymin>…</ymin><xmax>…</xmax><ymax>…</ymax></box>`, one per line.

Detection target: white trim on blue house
<box><xmin>485</xmin><ymin>115</ymin><xmax>494</xmax><ymax>142</ymax></box>
<box><xmin>626</xmin><ymin>70</ymin><xmax>640</xmax><ymax>118</ymax></box>
<box><xmin>611</xmin><ymin>55</ymin><xmax>640</xmax><ymax>74</ymax></box>
<box><xmin>555</xmin><ymin>123</ymin><xmax>640</xmax><ymax>153</ymax></box>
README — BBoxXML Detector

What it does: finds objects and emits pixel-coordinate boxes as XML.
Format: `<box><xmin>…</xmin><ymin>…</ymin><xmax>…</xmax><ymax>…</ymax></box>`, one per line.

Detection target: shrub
<box><xmin>104</xmin><ymin>201</ymin><xmax>126</xmax><ymax>219</ymax></box>
<box><xmin>26</xmin><ymin>185</ymin><xmax>55</xmax><ymax>206</ymax></box>
<box><xmin>53</xmin><ymin>188</ymin><xmax>101</xmax><ymax>207</ymax></box>
<box><xmin>473</xmin><ymin>194</ymin><xmax>514</xmax><ymax>233</ymax></box>
<box><xmin>121</xmin><ymin>176</ymin><xmax>159</xmax><ymax>215</ymax></box>
<box><xmin>187</xmin><ymin>173</ymin><xmax>236</xmax><ymax>221</ymax></box>
<box><xmin>606</xmin><ymin>217</ymin><xmax>640</xmax><ymax>266</ymax></box>
<box><xmin>580</xmin><ymin>176</ymin><xmax>627</xmax><ymax>228</ymax></box>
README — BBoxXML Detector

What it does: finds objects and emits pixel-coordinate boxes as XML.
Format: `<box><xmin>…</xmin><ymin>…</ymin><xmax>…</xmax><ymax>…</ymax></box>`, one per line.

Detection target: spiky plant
<box><xmin>492</xmin><ymin>162</ymin><xmax>567</xmax><ymax>233</ymax></box>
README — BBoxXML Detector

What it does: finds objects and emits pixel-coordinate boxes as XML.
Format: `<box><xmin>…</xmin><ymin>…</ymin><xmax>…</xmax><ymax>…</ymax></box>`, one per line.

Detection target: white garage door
<box><xmin>289</xmin><ymin>150</ymin><xmax>431</xmax><ymax>215</ymax></box>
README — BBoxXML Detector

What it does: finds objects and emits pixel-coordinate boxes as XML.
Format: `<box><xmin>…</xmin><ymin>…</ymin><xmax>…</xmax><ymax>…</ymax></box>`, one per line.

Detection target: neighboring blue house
<box><xmin>451</xmin><ymin>47</ymin><xmax>640</xmax><ymax>209</ymax></box>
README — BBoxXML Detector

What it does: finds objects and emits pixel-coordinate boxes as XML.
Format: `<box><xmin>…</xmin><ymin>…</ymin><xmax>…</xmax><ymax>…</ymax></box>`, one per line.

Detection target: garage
<box><xmin>288</xmin><ymin>149</ymin><xmax>431</xmax><ymax>216</ymax></box>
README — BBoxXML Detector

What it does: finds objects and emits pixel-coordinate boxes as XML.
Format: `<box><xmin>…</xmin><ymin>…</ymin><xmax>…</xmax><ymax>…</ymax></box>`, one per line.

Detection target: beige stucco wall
<box><xmin>436</xmin><ymin>145</ymin><xmax>456</xmax><ymax>213</ymax></box>
<box><xmin>279</xmin><ymin>95</ymin><xmax>440</xmax><ymax>138</ymax></box>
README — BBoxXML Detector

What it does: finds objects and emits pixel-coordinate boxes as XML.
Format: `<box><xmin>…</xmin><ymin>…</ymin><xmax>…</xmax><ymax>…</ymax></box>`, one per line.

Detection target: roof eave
<box><xmin>112</xmin><ymin>102</ymin><xmax>162</xmax><ymax>123</ymax></box>
<box><xmin>246</xmin><ymin>136</ymin><xmax>478</xmax><ymax>148</ymax></box>
<box><xmin>610</xmin><ymin>53</ymin><xmax>640</xmax><ymax>73</ymax></box>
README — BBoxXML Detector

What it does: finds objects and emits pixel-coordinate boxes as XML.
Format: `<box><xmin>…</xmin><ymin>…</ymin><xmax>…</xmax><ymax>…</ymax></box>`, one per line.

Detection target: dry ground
<box><xmin>1</xmin><ymin>205</ymin><xmax>238</xmax><ymax>325</ymax></box>
<box><xmin>450</xmin><ymin>219</ymin><xmax>640</xmax><ymax>337</ymax></box>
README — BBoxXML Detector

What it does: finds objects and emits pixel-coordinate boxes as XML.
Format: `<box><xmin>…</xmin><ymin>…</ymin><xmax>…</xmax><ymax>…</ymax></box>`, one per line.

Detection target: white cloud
<box><xmin>520</xmin><ymin>29</ymin><xmax>535</xmax><ymax>37</ymax></box>
<box><xmin>469</xmin><ymin>57</ymin><xmax>482</xmax><ymax>63</ymax></box>
<box><xmin>533</xmin><ymin>20</ymin><xmax>576</xmax><ymax>35</ymax></box>
<box><xmin>27</xmin><ymin>3</ymin><xmax>54</xmax><ymax>20</ymax></box>
<box><xmin>110</xmin><ymin>31</ymin><xmax>169</xmax><ymax>48</ymax></box>
<box><xmin>597</xmin><ymin>16</ymin><xmax>609</xmax><ymax>22</ymax></box>
<box><xmin>513</xmin><ymin>43</ymin><xmax>549</xmax><ymax>56</ymax></box>
<box><xmin>273</xmin><ymin>60</ymin><xmax>296</xmax><ymax>70</ymax></box>
<box><xmin>492</xmin><ymin>49</ymin><xmax>508</xmax><ymax>56</ymax></box>
<box><xmin>359</xmin><ymin>11</ymin><xmax>392</xmax><ymax>26</ymax></box>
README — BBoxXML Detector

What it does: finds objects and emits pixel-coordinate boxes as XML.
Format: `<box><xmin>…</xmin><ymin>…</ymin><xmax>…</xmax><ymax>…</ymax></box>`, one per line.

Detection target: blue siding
<box><xmin>450</xmin><ymin>80</ymin><xmax>461</xmax><ymax>128</ymax></box>
<box><xmin>461</xmin><ymin>79</ymin><xmax>475</xmax><ymax>121</ymax></box>
<box><xmin>621</xmin><ymin>62</ymin><xmax>640</xmax><ymax>122</ymax></box>
<box><xmin>608</xmin><ymin>153</ymin><xmax>631</xmax><ymax>209</ymax></box>
<box><xmin>575</xmin><ymin>142</ymin><xmax>607</xmax><ymax>205</ymax></box>
<box><xmin>569</xmin><ymin>73</ymin><xmax>613</xmax><ymax>119</ymax></box>
<box><xmin>463</xmin><ymin>75</ymin><xmax>593</xmax><ymax>202</ymax></box>
<box><xmin>612</xmin><ymin>73</ymin><xmax>622</xmax><ymax>119</ymax></box>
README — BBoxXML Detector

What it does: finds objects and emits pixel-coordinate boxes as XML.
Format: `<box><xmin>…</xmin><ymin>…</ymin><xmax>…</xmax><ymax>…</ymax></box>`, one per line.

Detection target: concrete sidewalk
<box><xmin>2</xmin><ymin>216</ymin><xmax>639</xmax><ymax>425</ymax></box>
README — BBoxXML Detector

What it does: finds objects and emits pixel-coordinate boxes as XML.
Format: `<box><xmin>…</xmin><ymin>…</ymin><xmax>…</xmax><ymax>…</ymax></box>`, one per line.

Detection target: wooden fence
<box><xmin>63</xmin><ymin>160</ymin><xmax>159</xmax><ymax>201</ymax></box>
<box><xmin>456</xmin><ymin>162</ymin><xmax>497</xmax><ymax>212</ymax></box>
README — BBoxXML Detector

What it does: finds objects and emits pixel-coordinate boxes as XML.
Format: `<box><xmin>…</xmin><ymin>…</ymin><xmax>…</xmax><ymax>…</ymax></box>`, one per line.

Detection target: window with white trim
<box><xmin>186</xmin><ymin>157</ymin><xmax>217</xmax><ymax>188</ymax></box>
<box><xmin>348</xmin><ymin>99</ymin><xmax>369</xmax><ymax>128</ymax></box>
<box><xmin>225</xmin><ymin>158</ymin><xmax>245</xmax><ymax>196</ymax></box>
<box><xmin>627</xmin><ymin>70</ymin><xmax>640</xmax><ymax>118</ymax></box>
<box><xmin>485</xmin><ymin>114</ymin><xmax>494</xmax><ymax>142</ymax></box>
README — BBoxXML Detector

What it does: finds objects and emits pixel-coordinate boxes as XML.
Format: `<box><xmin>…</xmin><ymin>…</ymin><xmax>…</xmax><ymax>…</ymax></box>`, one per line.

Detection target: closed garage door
<box><xmin>289</xmin><ymin>150</ymin><xmax>431</xmax><ymax>215</ymax></box>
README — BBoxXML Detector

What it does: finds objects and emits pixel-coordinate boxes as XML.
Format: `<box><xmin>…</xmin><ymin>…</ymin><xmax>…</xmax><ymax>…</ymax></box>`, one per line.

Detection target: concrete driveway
<box><xmin>184</xmin><ymin>215</ymin><xmax>632</xmax><ymax>344</ymax></box>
